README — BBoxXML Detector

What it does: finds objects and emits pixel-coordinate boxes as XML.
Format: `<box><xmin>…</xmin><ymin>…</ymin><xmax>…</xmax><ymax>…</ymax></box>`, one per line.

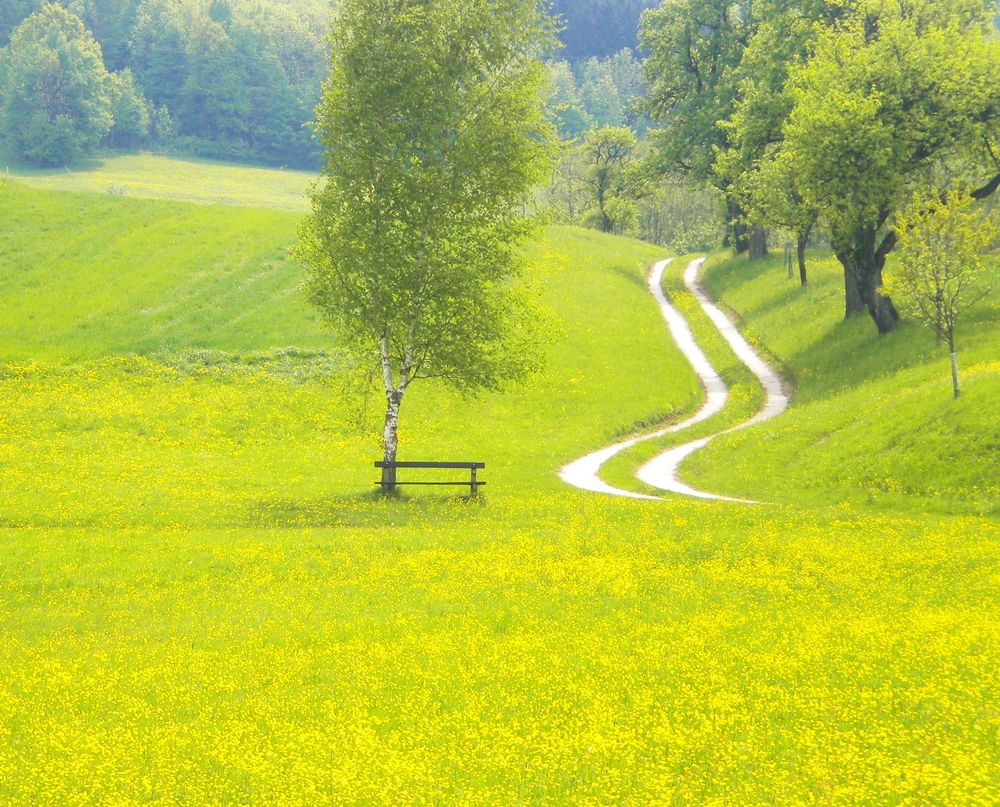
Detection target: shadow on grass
<box><xmin>2</xmin><ymin>154</ymin><xmax>104</xmax><ymax>175</ymax></box>
<box><xmin>610</xmin><ymin>264</ymin><xmax>649</xmax><ymax>293</ymax></box>
<box><xmin>241</xmin><ymin>489</ymin><xmax>487</xmax><ymax>528</ymax></box>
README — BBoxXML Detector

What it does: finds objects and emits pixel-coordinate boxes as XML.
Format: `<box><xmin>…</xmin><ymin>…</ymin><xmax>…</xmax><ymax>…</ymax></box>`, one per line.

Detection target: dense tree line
<box><xmin>0</xmin><ymin>0</ymin><xmax>327</xmax><ymax>167</ymax></box>
<box><xmin>638</xmin><ymin>0</ymin><xmax>1000</xmax><ymax>335</ymax></box>
<box><xmin>0</xmin><ymin>1</ymin><xmax>666</xmax><ymax>168</ymax></box>
<box><xmin>547</xmin><ymin>48</ymin><xmax>648</xmax><ymax>138</ymax></box>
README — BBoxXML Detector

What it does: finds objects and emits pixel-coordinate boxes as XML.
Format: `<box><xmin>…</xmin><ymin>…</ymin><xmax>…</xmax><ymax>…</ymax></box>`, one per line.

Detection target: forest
<box><xmin>0</xmin><ymin>0</ymin><xmax>652</xmax><ymax>169</ymax></box>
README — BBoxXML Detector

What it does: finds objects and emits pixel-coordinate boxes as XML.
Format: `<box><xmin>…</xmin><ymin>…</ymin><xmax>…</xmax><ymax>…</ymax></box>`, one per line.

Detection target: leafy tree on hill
<box><xmin>0</xmin><ymin>5</ymin><xmax>114</xmax><ymax>165</ymax></box>
<box><xmin>775</xmin><ymin>0</ymin><xmax>1000</xmax><ymax>333</ymax></box>
<box><xmin>581</xmin><ymin>126</ymin><xmax>639</xmax><ymax>233</ymax></box>
<box><xmin>640</xmin><ymin>0</ymin><xmax>765</xmax><ymax>255</ymax></box>
<box><xmin>296</xmin><ymin>0</ymin><xmax>555</xmax><ymax>495</ymax></box>
<box><xmin>714</xmin><ymin>5</ymin><xmax>832</xmax><ymax>284</ymax></box>
<box><xmin>887</xmin><ymin>190</ymin><xmax>998</xmax><ymax>398</ymax></box>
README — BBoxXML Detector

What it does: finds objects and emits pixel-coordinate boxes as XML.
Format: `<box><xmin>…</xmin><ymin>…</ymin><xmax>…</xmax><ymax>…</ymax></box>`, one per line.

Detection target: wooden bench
<box><xmin>374</xmin><ymin>461</ymin><xmax>486</xmax><ymax>496</ymax></box>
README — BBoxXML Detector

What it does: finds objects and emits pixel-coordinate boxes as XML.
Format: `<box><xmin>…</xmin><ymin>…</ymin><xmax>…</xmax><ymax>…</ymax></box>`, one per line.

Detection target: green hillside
<box><xmin>0</xmin><ymin>179</ymin><xmax>319</xmax><ymax>360</ymax></box>
<box><xmin>2</xmin><ymin>152</ymin><xmax>313</xmax><ymax>211</ymax></box>
<box><xmin>684</xmin><ymin>251</ymin><xmax>1000</xmax><ymax>516</ymax></box>
<box><xmin>0</xmin><ymin>179</ymin><xmax>997</xmax><ymax>803</ymax></box>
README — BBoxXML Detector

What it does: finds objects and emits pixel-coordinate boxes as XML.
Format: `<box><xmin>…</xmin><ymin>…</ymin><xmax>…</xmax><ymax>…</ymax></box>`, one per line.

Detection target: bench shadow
<box><xmin>241</xmin><ymin>490</ymin><xmax>485</xmax><ymax>528</ymax></box>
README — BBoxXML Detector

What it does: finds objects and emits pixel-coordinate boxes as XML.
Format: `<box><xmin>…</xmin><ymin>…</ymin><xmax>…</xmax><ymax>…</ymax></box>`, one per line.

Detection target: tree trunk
<box><xmin>835</xmin><ymin>226</ymin><xmax>899</xmax><ymax>332</ymax></box>
<box><xmin>796</xmin><ymin>225</ymin><xmax>811</xmax><ymax>286</ymax></box>
<box><xmin>948</xmin><ymin>332</ymin><xmax>960</xmax><ymax>399</ymax></box>
<box><xmin>727</xmin><ymin>198</ymin><xmax>750</xmax><ymax>254</ymax></box>
<box><xmin>748</xmin><ymin>227</ymin><xmax>768</xmax><ymax>260</ymax></box>
<box><xmin>841</xmin><ymin>260</ymin><xmax>865</xmax><ymax>318</ymax></box>
<box><xmin>380</xmin><ymin>390</ymin><xmax>401</xmax><ymax>494</ymax></box>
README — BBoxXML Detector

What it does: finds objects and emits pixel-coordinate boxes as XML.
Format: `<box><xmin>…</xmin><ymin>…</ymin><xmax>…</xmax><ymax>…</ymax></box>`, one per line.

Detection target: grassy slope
<box><xmin>2</xmin><ymin>152</ymin><xmax>312</xmax><ymax>210</ymax></box>
<box><xmin>683</xmin><ymin>251</ymin><xmax>1000</xmax><ymax>516</ymax></box>
<box><xmin>0</xmin><ymin>180</ymin><xmax>691</xmax><ymax>518</ymax></box>
<box><xmin>0</xmin><ymin>177</ymin><xmax>997</xmax><ymax>803</ymax></box>
<box><xmin>0</xmin><ymin>181</ymin><xmax>323</xmax><ymax>360</ymax></box>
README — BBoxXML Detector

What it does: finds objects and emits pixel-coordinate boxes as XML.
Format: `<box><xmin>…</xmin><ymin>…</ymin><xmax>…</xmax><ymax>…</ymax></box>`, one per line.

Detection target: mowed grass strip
<box><xmin>0</xmin><ymin>181</ymin><xmax>326</xmax><ymax>359</ymax></box>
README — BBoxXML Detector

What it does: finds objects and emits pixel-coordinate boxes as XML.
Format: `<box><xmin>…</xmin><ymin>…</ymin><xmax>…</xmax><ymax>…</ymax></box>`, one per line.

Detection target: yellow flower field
<box><xmin>1</xmin><ymin>181</ymin><xmax>997</xmax><ymax>803</ymax></box>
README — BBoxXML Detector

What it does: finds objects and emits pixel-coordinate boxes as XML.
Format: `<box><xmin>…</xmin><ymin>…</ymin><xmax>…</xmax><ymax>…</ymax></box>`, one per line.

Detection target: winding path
<box><xmin>559</xmin><ymin>257</ymin><xmax>788</xmax><ymax>503</ymax></box>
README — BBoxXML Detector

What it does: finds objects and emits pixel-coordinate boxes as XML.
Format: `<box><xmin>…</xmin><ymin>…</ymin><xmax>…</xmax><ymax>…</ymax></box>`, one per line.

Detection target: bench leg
<box><xmin>470</xmin><ymin>467</ymin><xmax>479</xmax><ymax>497</ymax></box>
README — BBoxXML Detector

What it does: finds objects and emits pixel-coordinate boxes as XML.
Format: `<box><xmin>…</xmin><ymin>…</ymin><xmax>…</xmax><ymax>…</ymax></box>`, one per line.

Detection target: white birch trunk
<box><xmin>379</xmin><ymin>332</ymin><xmax>402</xmax><ymax>494</ymax></box>
<box><xmin>378</xmin><ymin>319</ymin><xmax>418</xmax><ymax>494</ymax></box>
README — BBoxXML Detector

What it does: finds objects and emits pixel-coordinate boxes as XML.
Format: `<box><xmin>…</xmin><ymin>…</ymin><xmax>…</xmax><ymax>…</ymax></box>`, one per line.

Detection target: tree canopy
<box><xmin>0</xmin><ymin>5</ymin><xmax>114</xmax><ymax>165</ymax></box>
<box><xmin>776</xmin><ymin>0</ymin><xmax>1000</xmax><ymax>332</ymax></box>
<box><xmin>638</xmin><ymin>0</ymin><xmax>1000</xmax><ymax>332</ymax></box>
<box><xmin>296</xmin><ymin>0</ymin><xmax>554</xmax><ymax>491</ymax></box>
<box><xmin>0</xmin><ymin>0</ymin><xmax>328</xmax><ymax>167</ymax></box>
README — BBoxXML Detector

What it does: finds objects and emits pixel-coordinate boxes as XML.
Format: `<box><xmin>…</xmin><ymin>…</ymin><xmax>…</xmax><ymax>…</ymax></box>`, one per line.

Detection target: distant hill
<box><xmin>551</xmin><ymin>0</ymin><xmax>659</xmax><ymax>61</ymax></box>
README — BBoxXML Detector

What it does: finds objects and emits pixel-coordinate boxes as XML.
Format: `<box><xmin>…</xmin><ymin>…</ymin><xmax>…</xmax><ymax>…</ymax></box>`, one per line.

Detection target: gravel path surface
<box><xmin>560</xmin><ymin>256</ymin><xmax>788</xmax><ymax>502</ymax></box>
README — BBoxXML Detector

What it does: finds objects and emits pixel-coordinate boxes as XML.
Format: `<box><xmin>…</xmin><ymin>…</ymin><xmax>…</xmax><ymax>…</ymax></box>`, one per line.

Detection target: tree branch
<box><xmin>970</xmin><ymin>171</ymin><xmax>1000</xmax><ymax>200</ymax></box>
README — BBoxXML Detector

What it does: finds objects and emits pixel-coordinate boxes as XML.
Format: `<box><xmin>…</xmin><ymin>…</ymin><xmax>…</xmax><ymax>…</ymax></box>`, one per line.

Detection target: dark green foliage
<box><xmin>0</xmin><ymin>5</ymin><xmax>114</xmax><ymax>165</ymax></box>
<box><xmin>1</xmin><ymin>0</ymin><xmax>327</xmax><ymax>168</ymax></box>
<box><xmin>178</xmin><ymin>20</ymin><xmax>249</xmax><ymax>141</ymax></box>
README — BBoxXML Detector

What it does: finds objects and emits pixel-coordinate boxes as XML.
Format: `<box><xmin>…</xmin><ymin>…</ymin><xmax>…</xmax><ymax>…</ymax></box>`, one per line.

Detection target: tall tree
<box><xmin>640</xmin><ymin>0</ymin><xmax>766</xmax><ymax>254</ymax></box>
<box><xmin>296</xmin><ymin>0</ymin><xmax>555</xmax><ymax>494</ymax></box>
<box><xmin>580</xmin><ymin>125</ymin><xmax>638</xmax><ymax>233</ymax></box>
<box><xmin>714</xmin><ymin>3</ymin><xmax>835</xmax><ymax>281</ymax></box>
<box><xmin>546</xmin><ymin>60</ymin><xmax>591</xmax><ymax>138</ymax></box>
<box><xmin>129</xmin><ymin>0</ymin><xmax>189</xmax><ymax>115</ymax></box>
<box><xmin>105</xmin><ymin>67</ymin><xmax>150</xmax><ymax>147</ymax></box>
<box><xmin>0</xmin><ymin>5</ymin><xmax>113</xmax><ymax>165</ymax></box>
<box><xmin>777</xmin><ymin>0</ymin><xmax>1000</xmax><ymax>333</ymax></box>
<box><xmin>887</xmin><ymin>190</ymin><xmax>997</xmax><ymax>398</ymax></box>
<box><xmin>178</xmin><ymin>19</ymin><xmax>248</xmax><ymax>141</ymax></box>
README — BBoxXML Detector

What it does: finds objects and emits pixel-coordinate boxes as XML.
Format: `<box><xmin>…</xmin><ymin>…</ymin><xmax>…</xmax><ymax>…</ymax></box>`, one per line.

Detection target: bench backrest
<box><xmin>374</xmin><ymin>461</ymin><xmax>485</xmax><ymax>470</ymax></box>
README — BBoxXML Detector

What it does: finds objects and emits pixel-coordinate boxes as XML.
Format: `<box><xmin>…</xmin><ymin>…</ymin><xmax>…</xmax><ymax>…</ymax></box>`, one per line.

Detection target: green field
<box><xmin>2</xmin><ymin>152</ymin><xmax>312</xmax><ymax>211</ymax></box>
<box><xmin>1</xmin><ymin>174</ymin><xmax>997</xmax><ymax>804</ymax></box>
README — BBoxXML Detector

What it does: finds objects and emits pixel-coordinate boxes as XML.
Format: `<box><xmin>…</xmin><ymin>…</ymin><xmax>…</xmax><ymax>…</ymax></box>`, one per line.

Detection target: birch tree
<box><xmin>296</xmin><ymin>0</ymin><xmax>555</xmax><ymax>493</ymax></box>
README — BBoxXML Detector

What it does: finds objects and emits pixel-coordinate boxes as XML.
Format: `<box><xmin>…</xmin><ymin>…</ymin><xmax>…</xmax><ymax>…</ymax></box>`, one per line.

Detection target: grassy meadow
<box><xmin>0</xmin><ymin>172</ymin><xmax>998</xmax><ymax>804</ymax></box>
<box><xmin>1</xmin><ymin>152</ymin><xmax>312</xmax><ymax>211</ymax></box>
<box><xmin>684</xmin><ymin>251</ymin><xmax>1000</xmax><ymax>516</ymax></box>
